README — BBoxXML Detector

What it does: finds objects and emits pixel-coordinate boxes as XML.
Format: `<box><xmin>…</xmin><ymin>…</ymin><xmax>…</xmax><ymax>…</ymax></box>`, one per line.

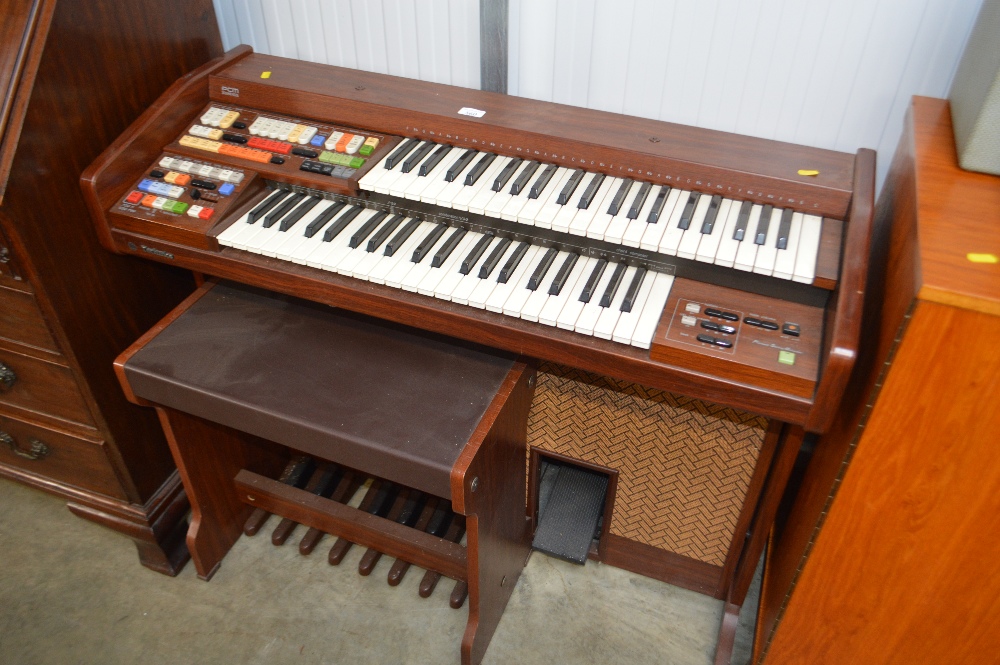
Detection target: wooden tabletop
<box><xmin>912</xmin><ymin>96</ymin><xmax>1000</xmax><ymax>315</ymax></box>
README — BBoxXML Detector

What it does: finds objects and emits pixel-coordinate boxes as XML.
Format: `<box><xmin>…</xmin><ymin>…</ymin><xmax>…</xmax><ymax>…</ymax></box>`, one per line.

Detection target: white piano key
<box><xmin>639</xmin><ymin>188</ymin><xmax>682</xmax><ymax>251</ymax></box>
<box><xmin>444</xmin><ymin>236</ymin><xmax>499</xmax><ymax>303</ymax></box>
<box><xmin>400</xmin><ymin>226</ymin><xmax>452</xmax><ymax>291</ymax></box>
<box><xmin>622</xmin><ymin>188</ymin><xmax>661</xmax><ymax>248</ymax></box>
<box><xmin>733</xmin><ymin>204</ymin><xmax>764</xmax><ymax>271</ymax></box>
<box><xmin>552</xmin><ymin>174</ymin><xmax>591</xmax><ymax>233</ymax></box>
<box><xmin>216</xmin><ymin>208</ymin><xmax>257</xmax><ymax>247</ymax></box>
<box><xmin>388</xmin><ymin>143</ymin><xmax>443</xmax><ymax>198</ymax></box>
<box><xmin>273</xmin><ymin>201</ymin><xmax>343</xmax><ymax>262</ymax></box>
<box><xmin>594</xmin><ymin>265</ymin><xmax>637</xmax><ymax>339</ymax></box>
<box><xmin>417</xmin><ymin>232</ymin><xmax>479</xmax><ymax>296</ymax></box>
<box><xmin>533</xmin><ymin>168</ymin><xmax>577</xmax><ymax>229</ymax></box>
<box><xmin>772</xmin><ymin>212</ymin><xmax>804</xmax><ymax>280</ymax></box>
<box><xmin>369</xmin><ymin>220</ymin><xmax>431</xmax><ymax>285</ymax></box>
<box><xmin>499</xmin><ymin>185</ymin><xmax>532</xmax><ymax>221</ymax></box>
<box><xmin>452</xmin><ymin>156</ymin><xmax>511</xmax><ymax>212</ymax></box>
<box><xmin>752</xmin><ymin>207</ymin><xmax>783</xmax><ymax>276</ymax></box>
<box><xmin>520</xmin><ymin>250</ymin><xmax>572</xmax><ymax>322</ymax></box>
<box><xmin>517</xmin><ymin>167</ymin><xmax>570</xmax><ymax>228</ymax></box>
<box><xmin>358</xmin><ymin>151</ymin><xmax>397</xmax><ymax>191</ymax></box>
<box><xmin>313</xmin><ymin>209</ymin><xmax>379</xmax><ymax>272</ymax></box>
<box><xmin>602</xmin><ymin>204</ymin><xmax>633</xmax><ymax>245</ymax></box>
<box><xmin>568</xmin><ymin>175</ymin><xmax>617</xmax><ymax>236</ymax></box>
<box><xmin>489</xmin><ymin>245</ymin><xmax>540</xmax><ymax>313</ymax></box>
<box><xmin>425</xmin><ymin>151</ymin><xmax>481</xmax><ymax>207</ymax></box>
<box><xmin>373</xmin><ymin>141</ymin><xmax>434</xmax><ymax>194</ymax></box>
<box><xmin>631</xmin><ymin>273</ymin><xmax>675</xmax><ymax>349</ymax></box>
<box><xmin>694</xmin><ymin>198</ymin><xmax>732</xmax><ymax>263</ymax></box>
<box><xmin>468</xmin><ymin>242</ymin><xmax>517</xmax><ymax>309</ymax></box>
<box><xmin>483</xmin><ymin>160</ymin><xmax>535</xmax><ymax>218</ymax></box>
<box><xmin>468</xmin><ymin>156</ymin><xmax>518</xmax><ymax>214</ymax></box>
<box><xmin>401</xmin><ymin>148</ymin><xmax>454</xmax><ymax>201</ymax></box>
<box><xmin>334</xmin><ymin>215</ymin><xmax>395</xmax><ymax>276</ymax></box>
<box><xmin>793</xmin><ymin>214</ymin><xmax>823</xmax><ymax>284</ymax></box>
<box><xmin>657</xmin><ymin>190</ymin><xmax>693</xmax><ymax>256</ymax></box>
<box><xmin>677</xmin><ymin>195</ymin><xmax>713</xmax><ymax>259</ymax></box>
<box><xmin>537</xmin><ymin>254</ymin><xmax>590</xmax><ymax>326</ymax></box>
<box><xmin>612</xmin><ymin>269</ymin><xmax>657</xmax><ymax>344</ymax></box>
<box><xmin>499</xmin><ymin>246</ymin><xmax>545</xmax><ymax>316</ymax></box>
<box><xmin>303</xmin><ymin>209</ymin><xmax>371</xmax><ymax>269</ymax></box>
<box><xmin>383</xmin><ymin>221</ymin><xmax>439</xmax><ymax>288</ymax></box>
<box><xmin>288</xmin><ymin>207</ymin><xmax>355</xmax><ymax>265</ymax></box>
<box><xmin>555</xmin><ymin>257</ymin><xmax>598</xmax><ymax>330</ymax></box>
<box><xmin>574</xmin><ymin>263</ymin><xmax>618</xmax><ymax>336</ymax></box>
<box><xmin>350</xmin><ymin>217</ymin><xmax>412</xmax><ymax>280</ymax></box>
<box><xmin>709</xmin><ymin>201</ymin><xmax>743</xmax><ymax>267</ymax></box>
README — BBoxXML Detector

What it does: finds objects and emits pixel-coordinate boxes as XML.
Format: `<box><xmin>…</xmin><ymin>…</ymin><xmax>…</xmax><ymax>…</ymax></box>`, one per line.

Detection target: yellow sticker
<box><xmin>797</xmin><ymin>169</ymin><xmax>820</xmax><ymax>177</ymax></box>
<box><xmin>967</xmin><ymin>253</ymin><xmax>998</xmax><ymax>264</ymax></box>
<box><xmin>261</xmin><ymin>71</ymin><xmax>271</xmax><ymax>79</ymax></box>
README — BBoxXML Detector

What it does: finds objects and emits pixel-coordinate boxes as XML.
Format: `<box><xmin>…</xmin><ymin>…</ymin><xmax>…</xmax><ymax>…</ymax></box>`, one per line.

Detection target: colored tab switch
<box><xmin>335</xmin><ymin>133</ymin><xmax>354</xmax><ymax>152</ymax></box>
<box><xmin>219</xmin><ymin>183</ymin><xmax>235</xmax><ymax>196</ymax></box>
<box><xmin>198</xmin><ymin>207</ymin><xmax>214</xmax><ymax>220</ymax></box>
<box><xmin>125</xmin><ymin>191</ymin><xmax>143</xmax><ymax>204</ymax></box>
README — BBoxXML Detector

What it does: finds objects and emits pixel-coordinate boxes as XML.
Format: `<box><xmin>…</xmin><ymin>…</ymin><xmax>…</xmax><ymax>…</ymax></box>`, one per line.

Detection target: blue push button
<box><xmin>219</xmin><ymin>183</ymin><xmax>235</xmax><ymax>196</ymax></box>
<box><xmin>310</xmin><ymin>134</ymin><xmax>326</xmax><ymax>147</ymax></box>
<box><xmin>138</xmin><ymin>179</ymin><xmax>155</xmax><ymax>193</ymax></box>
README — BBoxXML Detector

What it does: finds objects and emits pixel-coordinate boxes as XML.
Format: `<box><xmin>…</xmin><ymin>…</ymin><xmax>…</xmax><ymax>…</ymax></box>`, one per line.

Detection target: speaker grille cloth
<box><xmin>527</xmin><ymin>362</ymin><xmax>768</xmax><ymax>567</ymax></box>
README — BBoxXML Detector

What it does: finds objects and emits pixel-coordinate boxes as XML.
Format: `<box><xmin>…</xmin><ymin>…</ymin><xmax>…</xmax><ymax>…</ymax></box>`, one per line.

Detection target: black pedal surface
<box><xmin>533</xmin><ymin>463</ymin><xmax>608</xmax><ymax>565</ymax></box>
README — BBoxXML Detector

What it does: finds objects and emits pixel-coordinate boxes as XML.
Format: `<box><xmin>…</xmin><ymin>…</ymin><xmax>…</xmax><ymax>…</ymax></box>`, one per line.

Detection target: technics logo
<box><xmin>221</xmin><ymin>86</ymin><xmax>239</xmax><ymax>97</ymax></box>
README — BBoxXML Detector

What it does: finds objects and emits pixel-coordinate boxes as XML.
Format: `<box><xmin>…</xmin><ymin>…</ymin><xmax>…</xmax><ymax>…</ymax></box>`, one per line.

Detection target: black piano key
<box><xmin>383</xmin><ymin>218</ymin><xmax>422</xmax><ymax>256</ymax></box>
<box><xmin>304</xmin><ymin>202</ymin><xmax>346</xmax><ymax>238</ymax></box>
<box><xmin>460</xmin><ymin>234</ymin><xmax>495</xmax><ymax>274</ymax></box>
<box><xmin>322</xmin><ymin>206</ymin><xmax>364</xmax><ymax>242</ymax></box>
<box><xmin>606</xmin><ymin>179</ymin><xmax>634</xmax><ymax>215</ymax></box>
<box><xmin>647</xmin><ymin>186</ymin><xmax>671</xmax><ymax>223</ymax></box>
<box><xmin>509</xmin><ymin>160</ymin><xmax>540</xmax><ymax>195</ymax></box>
<box><xmin>497</xmin><ymin>242</ymin><xmax>529</xmax><ymax>283</ymax></box>
<box><xmin>248</xmin><ymin>189</ymin><xmax>291</xmax><ymax>223</ymax></box>
<box><xmin>367</xmin><ymin>214</ymin><xmax>405</xmax><ymax>252</ymax></box>
<box><xmin>527</xmin><ymin>247</ymin><xmax>558</xmax><ymax>291</ymax></box>
<box><xmin>528</xmin><ymin>164</ymin><xmax>558</xmax><ymax>199</ymax></box>
<box><xmin>431</xmin><ymin>228</ymin><xmax>468</xmax><ymax>267</ymax></box>
<box><xmin>627</xmin><ymin>182</ymin><xmax>652</xmax><ymax>219</ymax></box>
<box><xmin>349</xmin><ymin>211</ymin><xmax>389</xmax><ymax>248</ymax></box>
<box><xmin>755</xmin><ymin>204</ymin><xmax>774</xmax><ymax>245</ymax></box>
<box><xmin>411</xmin><ymin>224</ymin><xmax>448</xmax><ymax>263</ymax></box>
<box><xmin>401</xmin><ymin>141</ymin><xmax>435</xmax><ymax>174</ymax></box>
<box><xmin>556</xmin><ymin>169</ymin><xmax>585</xmax><ymax>205</ymax></box>
<box><xmin>733</xmin><ymin>201</ymin><xmax>753</xmax><ymax>241</ymax></box>
<box><xmin>700</xmin><ymin>195</ymin><xmax>723</xmax><ymax>234</ymax></box>
<box><xmin>599</xmin><ymin>263</ymin><xmax>627</xmax><ymax>307</ymax></box>
<box><xmin>478</xmin><ymin>237</ymin><xmax>512</xmax><ymax>279</ymax></box>
<box><xmin>464</xmin><ymin>153</ymin><xmax>497</xmax><ymax>186</ymax></box>
<box><xmin>579</xmin><ymin>259</ymin><xmax>608</xmax><ymax>303</ymax></box>
<box><xmin>620</xmin><ymin>267</ymin><xmax>647</xmax><ymax>313</ymax></box>
<box><xmin>262</xmin><ymin>192</ymin><xmax>306</xmax><ymax>228</ymax></box>
<box><xmin>577</xmin><ymin>173</ymin><xmax>606</xmax><ymax>209</ymax></box>
<box><xmin>776</xmin><ymin>208</ymin><xmax>794</xmax><ymax>250</ymax></box>
<box><xmin>385</xmin><ymin>138</ymin><xmax>419</xmax><ymax>169</ymax></box>
<box><xmin>418</xmin><ymin>144</ymin><xmax>452</xmax><ymax>176</ymax></box>
<box><xmin>492</xmin><ymin>158</ymin><xmax>523</xmax><ymax>192</ymax></box>
<box><xmin>677</xmin><ymin>192</ymin><xmax>700</xmax><ymax>230</ymax></box>
<box><xmin>278</xmin><ymin>196</ymin><xmax>323</xmax><ymax>232</ymax></box>
<box><xmin>548</xmin><ymin>253</ymin><xmax>579</xmax><ymax>296</ymax></box>
<box><xmin>445</xmin><ymin>149</ymin><xmax>478</xmax><ymax>182</ymax></box>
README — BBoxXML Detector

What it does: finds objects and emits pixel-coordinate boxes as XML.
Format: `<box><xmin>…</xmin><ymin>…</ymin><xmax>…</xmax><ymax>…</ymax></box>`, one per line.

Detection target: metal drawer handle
<box><xmin>0</xmin><ymin>430</ymin><xmax>51</xmax><ymax>460</ymax></box>
<box><xmin>0</xmin><ymin>361</ymin><xmax>15</xmax><ymax>391</ymax></box>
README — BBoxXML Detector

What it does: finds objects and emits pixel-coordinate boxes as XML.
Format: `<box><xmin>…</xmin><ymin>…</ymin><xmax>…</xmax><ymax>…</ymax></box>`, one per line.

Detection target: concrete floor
<box><xmin>0</xmin><ymin>479</ymin><xmax>757</xmax><ymax>665</ymax></box>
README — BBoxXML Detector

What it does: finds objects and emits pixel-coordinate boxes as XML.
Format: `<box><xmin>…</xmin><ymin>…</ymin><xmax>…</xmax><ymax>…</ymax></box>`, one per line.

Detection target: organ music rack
<box><xmin>82</xmin><ymin>45</ymin><xmax>875</xmax><ymax>664</ymax></box>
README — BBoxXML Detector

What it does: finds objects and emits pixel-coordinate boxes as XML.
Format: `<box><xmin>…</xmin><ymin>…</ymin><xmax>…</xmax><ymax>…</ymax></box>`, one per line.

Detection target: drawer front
<box><xmin>0</xmin><ymin>346</ymin><xmax>95</xmax><ymax>426</ymax></box>
<box><xmin>0</xmin><ymin>225</ymin><xmax>25</xmax><ymax>285</ymax></box>
<box><xmin>0</xmin><ymin>411</ymin><xmax>127</xmax><ymax>500</ymax></box>
<box><xmin>0</xmin><ymin>284</ymin><xmax>59</xmax><ymax>352</ymax></box>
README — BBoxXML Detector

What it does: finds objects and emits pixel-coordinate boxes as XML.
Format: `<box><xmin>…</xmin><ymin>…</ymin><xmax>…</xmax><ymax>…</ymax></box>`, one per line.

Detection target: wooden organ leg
<box><xmin>156</xmin><ymin>407</ymin><xmax>286</xmax><ymax>580</ymax></box>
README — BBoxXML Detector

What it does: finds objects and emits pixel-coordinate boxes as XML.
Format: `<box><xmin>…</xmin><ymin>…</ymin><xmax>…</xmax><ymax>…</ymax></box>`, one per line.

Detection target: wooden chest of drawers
<box><xmin>0</xmin><ymin>0</ymin><xmax>222</xmax><ymax>574</ymax></box>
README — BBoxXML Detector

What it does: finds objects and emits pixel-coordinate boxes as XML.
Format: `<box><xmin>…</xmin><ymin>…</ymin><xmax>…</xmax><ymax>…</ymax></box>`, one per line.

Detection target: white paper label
<box><xmin>458</xmin><ymin>107</ymin><xmax>486</xmax><ymax>118</ymax></box>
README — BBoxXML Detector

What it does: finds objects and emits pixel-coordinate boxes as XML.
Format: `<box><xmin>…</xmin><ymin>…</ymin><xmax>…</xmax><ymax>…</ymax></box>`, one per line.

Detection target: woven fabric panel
<box><xmin>527</xmin><ymin>362</ymin><xmax>768</xmax><ymax>567</ymax></box>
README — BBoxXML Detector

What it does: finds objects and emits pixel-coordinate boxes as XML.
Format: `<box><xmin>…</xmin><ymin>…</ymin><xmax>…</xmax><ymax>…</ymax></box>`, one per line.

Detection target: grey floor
<box><xmin>0</xmin><ymin>479</ymin><xmax>757</xmax><ymax>665</ymax></box>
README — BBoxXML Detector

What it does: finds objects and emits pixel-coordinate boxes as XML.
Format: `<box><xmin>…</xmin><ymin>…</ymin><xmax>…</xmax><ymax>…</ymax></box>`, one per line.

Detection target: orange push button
<box><xmin>335</xmin><ymin>133</ymin><xmax>354</xmax><ymax>152</ymax></box>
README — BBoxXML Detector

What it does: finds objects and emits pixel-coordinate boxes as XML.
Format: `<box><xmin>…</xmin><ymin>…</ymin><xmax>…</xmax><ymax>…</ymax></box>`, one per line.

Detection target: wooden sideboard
<box><xmin>755</xmin><ymin>97</ymin><xmax>1000</xmax><ymax>662</ymax></box>
<box><xmin>0</xmin><ymin>0</ymin><xmax>221</xmax><ymax>573</ymax></box>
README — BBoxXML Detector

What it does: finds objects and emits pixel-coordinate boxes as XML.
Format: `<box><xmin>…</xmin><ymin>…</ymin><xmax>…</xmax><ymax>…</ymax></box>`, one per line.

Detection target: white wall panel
<box><xmin>509</xmin><ymin>0</ymin><xmax>984</xmax><ymax>191</ymax></box>
<box><xmin>212</xmin><ymin>0</ymin><xmax>481</xmax><ymax>88</ymax></box>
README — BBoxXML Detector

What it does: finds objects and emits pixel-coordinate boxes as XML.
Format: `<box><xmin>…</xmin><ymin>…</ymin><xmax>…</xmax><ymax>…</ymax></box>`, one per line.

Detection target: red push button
<box><xmin>125</xmin><ymin>190</ymin><xmax>143</xmax><ymax>204</ymax></box>
<box><xmin>197</xmin><ymin>207</ymin><xmax>214</xmax><ymax>220</ymax></box>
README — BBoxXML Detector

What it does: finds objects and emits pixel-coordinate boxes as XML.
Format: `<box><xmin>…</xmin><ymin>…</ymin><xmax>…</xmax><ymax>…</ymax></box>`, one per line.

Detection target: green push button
<box><xmin>349</xmin><ymin>157</ymin><xmax>365</xmax><ymax>169</ymax></box>
<box><xmin>778</xmin><ymin>350</ymin><xmax>796</xmax><ymax>366</ymax></box>
<box><xmin>168</xmin><ymin>201</ymin><xmax>188</xmax><ymax>214</ymax></box>
<box><xmin>319</xmin><ymin>150</ymin><xmax>337</xmax><ymax>164</ymax></box>
<box><xmin>359</xmin><ymin>144</ymin><xmax>374</xmax><ymax>156</ymax></box>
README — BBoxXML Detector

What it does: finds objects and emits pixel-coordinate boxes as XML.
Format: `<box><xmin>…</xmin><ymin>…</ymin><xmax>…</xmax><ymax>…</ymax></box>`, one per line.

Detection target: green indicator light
<box><xmin>778</xmin><ymin>350</ymin><xmax>796</xmax><ymax>366</ymax></box>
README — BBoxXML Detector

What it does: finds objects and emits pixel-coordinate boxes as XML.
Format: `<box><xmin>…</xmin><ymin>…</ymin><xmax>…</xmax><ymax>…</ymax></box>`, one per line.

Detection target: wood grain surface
<box><xmin>912</xmin><ymin>97</ymin><xmax>1000</xmax><ymax>315</ymax></box>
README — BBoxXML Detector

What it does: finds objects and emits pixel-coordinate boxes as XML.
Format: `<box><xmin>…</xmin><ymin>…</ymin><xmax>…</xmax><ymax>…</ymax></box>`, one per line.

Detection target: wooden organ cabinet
<box><xmin>755</xmin><ymin>97</ymin><xmax>1000</xmax><ymax>663</ymax></box>
<box><xmin>81</xmin><ymin>46</ymin><xmax>880</xmax><ymax>663</ymax></box>
<box><xmin>0</xmin><ymin>0</ymin><xmax>222</xmax><ymax>573</ymax></box>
